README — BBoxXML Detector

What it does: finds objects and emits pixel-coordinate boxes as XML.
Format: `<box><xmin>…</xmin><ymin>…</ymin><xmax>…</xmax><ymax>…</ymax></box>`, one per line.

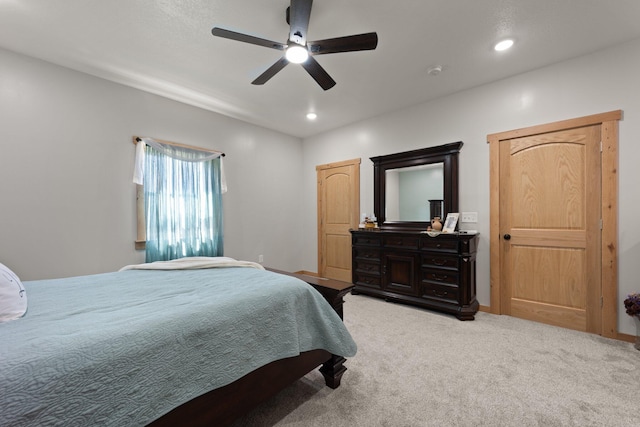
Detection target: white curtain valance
<box><xmin>133</xmin><ymin>137</ymin><xmax>227</xmax><ymax>193</ymax></box>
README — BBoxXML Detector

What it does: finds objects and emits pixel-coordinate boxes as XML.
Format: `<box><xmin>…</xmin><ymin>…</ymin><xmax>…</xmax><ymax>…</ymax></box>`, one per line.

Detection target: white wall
<box><xmin>0</xmin><ymin>48</ymin><xmax>304</xmax><ymax>280</ymax></box>
<box><xmin>301</xmin><ymin>38</ymin><xmax>640</xmax><ymax>336</ymax></box>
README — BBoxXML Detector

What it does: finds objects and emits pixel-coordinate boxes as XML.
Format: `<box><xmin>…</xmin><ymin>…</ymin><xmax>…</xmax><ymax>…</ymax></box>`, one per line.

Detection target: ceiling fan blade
<box><xmin>251</xmin><ymin>57</ymin><xmax>289</xmax><ymax>85</ymax></box>
<box><xmin>288</xmin><ymin>0</ymin><xmax>313</xmax><ymax>45</ymax></box>
<box><xmin>301</xmin><ymin>56</ymin><xmax>336</xmax><ymax>90</ymax></box>
<box><xmin>211</xmin><ymin>27</ymin><xmax>286</xmax><ymax>50</ymax></box>
<box><xmin>308</xmin><ymin>32</ymin><xmax>378</xmax><ymax>55</ymax></box>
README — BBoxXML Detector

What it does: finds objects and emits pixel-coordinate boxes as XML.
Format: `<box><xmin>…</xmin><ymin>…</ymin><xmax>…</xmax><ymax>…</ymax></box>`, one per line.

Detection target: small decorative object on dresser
<box><xmin>351</xmin><ymin>229</ymin><xmax>479</xmax><ymax>320</ymax></box>
<box><xmin>364</xmin><ymin>216</ymin><xmax>377</xmax><ymax>230</ymax></box>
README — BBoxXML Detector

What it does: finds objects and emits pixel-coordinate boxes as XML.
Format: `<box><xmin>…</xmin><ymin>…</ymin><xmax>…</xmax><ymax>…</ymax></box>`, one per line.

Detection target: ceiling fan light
<box><xmin>286</xmin><ymin>44</ymin><xmax>309</xmax><ymax>64</ymax></box>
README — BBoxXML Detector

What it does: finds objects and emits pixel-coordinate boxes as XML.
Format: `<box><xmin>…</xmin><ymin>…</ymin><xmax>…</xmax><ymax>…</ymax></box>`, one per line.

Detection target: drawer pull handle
<box><xmin>436</xmin><ymin>244</ymin><xmax>442</xmax><ymax>248</ymax></box>
<box><xmin>434</xmin><ymin>290</ymin><xmax>449</xmax><ymax>297</ymax></box>
<box><xmin>431</xmin><ymin>273</ymin><xmax>448</xmax><ymax>281</ymax></box>
<box><xmin>432</xmin><ymin>258</ymin><xmax>446</xmax><ymax>266</ymax></box>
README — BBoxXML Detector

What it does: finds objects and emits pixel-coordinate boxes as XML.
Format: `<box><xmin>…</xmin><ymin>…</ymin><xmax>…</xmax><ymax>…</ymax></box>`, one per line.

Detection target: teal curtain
<box><xmin>143</xmin><ymin>144</ymin><xmax>223</xmax><ymax>262</ymax></box>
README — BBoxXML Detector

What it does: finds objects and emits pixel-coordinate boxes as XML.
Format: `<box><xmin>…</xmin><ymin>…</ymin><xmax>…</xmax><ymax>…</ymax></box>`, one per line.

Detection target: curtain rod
<box><xmin>133</xmin><ymin>136</ymin><xmax>225</xmax><ymax>157</ymax></box>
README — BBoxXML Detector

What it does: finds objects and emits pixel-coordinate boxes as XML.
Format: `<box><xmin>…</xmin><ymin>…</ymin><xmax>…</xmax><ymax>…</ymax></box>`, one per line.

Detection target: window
<box><xmin>133</xmin><ymin>137</ymin><xmax>225</xmax><ymax>262</ymax></box>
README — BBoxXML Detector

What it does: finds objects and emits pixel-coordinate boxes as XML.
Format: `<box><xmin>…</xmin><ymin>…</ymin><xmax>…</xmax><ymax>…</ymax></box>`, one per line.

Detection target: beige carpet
<box><xmin>231</xmin><ymin>294</ymin><xmax>640</xmax><ymax>426</ymax></box>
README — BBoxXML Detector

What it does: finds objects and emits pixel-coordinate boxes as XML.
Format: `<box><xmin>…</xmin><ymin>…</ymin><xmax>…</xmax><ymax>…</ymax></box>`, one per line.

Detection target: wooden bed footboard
<box><xmin>148</xmin><ymin>270</ymin><xmax>354</xmax><ymax>427</ymax></box>
<box><xmin>148</xmin><ymin>349</ymin><xmax>333</xmax><ymax>427</ymax></box>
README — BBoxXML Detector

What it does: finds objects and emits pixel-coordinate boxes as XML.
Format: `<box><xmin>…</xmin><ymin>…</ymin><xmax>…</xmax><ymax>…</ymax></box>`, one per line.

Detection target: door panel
<box><xmin>510</xmin><ymin>140</ymin><xmax>586</xmax><ymax>229</ymax></box>
<box><xmin>325</xmin><ymin>234</ymin><xmax>351</xmax><ymax>278</ymax></box>
<box><xmin>510</xmin><ymin>245</ymin><xmax>588</xmax><ymax>330</ymax></box>
<box><xmin>500</xmin><ymin>126</ymin><xmax>601</xmax><ymax>333</ymax></box>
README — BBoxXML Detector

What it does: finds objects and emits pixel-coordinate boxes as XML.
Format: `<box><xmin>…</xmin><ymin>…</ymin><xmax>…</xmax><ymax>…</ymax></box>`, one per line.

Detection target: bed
<box><xmin>0</xmin><ymin>258</ymin><xmax>357</xmax><ymax>426</ymax></box>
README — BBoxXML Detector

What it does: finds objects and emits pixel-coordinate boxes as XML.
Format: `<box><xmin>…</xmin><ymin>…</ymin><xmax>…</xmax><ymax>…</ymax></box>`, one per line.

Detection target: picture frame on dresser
<box><xmin>442</xmin><ymin>213</ymin><xmax>459</xmax><ymax>233</ymax></box>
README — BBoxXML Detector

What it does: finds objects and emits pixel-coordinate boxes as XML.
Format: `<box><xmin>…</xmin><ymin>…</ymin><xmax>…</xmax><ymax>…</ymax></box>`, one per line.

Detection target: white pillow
<box><xmin>0</xmin><ymin>262</ymin><xmax>27</xmax><ymax>322</ymax></box>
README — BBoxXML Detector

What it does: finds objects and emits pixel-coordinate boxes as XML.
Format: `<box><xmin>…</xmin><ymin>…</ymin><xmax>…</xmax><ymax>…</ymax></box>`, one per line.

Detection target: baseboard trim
<box><xmin>616</xmin><ymin>332</ymin><xmax>636</xmax><ymax>343</ymax></box>
<box><xmin>295</xmin><ymin>270</ymin><xmax>319</xmax><ymax>277</ymax></box>
<box><xmin>479</xmin><ymin>306</ymin><xmax>634</xmax><ymax>344</ymax></box>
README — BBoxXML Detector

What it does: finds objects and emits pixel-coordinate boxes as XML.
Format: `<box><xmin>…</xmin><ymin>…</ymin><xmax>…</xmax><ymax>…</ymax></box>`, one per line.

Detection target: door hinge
<box><xmin>600</xmin><ymin>296</ymin><xmax>603</xmax><ymax>308</ymax></box>
<box><xmin>600</xmin><ymin>141</ymin><xmax>603</xmax><ymax>152</ymax></box>
<box><xmin>600</xmin><ymin>219</ymin><xmax>603</xmax><ymax>230</ymax></box>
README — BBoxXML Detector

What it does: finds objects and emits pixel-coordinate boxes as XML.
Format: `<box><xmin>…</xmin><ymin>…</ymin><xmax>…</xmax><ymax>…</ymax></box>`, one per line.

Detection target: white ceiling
<box><xmin>2</xmin><ymin>0</ymin><xmax>640</xmax><ymax>138</ymax></box>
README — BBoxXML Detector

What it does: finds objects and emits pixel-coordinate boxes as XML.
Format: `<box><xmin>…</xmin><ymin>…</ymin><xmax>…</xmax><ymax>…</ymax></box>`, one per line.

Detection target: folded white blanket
<box><xmin>119</xmin><ymin>256</ymin><xmax>265</xmax><ymax>272</ymax></box>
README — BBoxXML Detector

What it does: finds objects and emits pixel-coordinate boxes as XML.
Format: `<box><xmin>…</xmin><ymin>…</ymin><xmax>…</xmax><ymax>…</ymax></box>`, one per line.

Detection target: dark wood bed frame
<box><xmin>148</xmin><ymin>269</ymin><xmax>354</xmax><ymax>427</ymax></box>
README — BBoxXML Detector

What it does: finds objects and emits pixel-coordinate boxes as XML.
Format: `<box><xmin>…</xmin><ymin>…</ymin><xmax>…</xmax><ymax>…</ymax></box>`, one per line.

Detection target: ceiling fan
<box><xmin>211</xmin><ymin>0</ymin><xmax>378</xmax><ymax>90</ymax></box>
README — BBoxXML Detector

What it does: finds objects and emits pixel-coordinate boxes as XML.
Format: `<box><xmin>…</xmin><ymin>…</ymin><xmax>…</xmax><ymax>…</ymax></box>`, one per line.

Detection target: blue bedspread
<box><xmin>0</xmin><ymin>267</ymin><xmax>357</xmax><ymax>426</ymax></box>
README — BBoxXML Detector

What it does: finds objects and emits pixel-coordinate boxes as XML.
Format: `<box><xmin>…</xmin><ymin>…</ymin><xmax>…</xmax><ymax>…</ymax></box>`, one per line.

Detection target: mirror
<box><xmin>372</xmin><ymin>141</ymin><xmax>462</xmax><ymax>230</ymax></box>
<box><xmin>385</xmin><ymin>163</ymin><xmax>444</xmax><ymax>221</ymax></box>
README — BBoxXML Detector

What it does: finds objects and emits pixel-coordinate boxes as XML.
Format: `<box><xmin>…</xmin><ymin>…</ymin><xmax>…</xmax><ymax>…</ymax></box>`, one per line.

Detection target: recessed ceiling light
<box><xmin>494</xmin><ymin>39</ymin><xmax>514</xmax><ymax>51</ymax></box>
<box><xmin>306</xmin><ymin>112</ymin><xmax>317</xmax><ymax>120</ymax></box>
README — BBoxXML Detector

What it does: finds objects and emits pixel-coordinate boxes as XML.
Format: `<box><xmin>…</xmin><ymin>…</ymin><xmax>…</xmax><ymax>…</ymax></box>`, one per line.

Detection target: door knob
<box><xmin>503</xmin><ymin>234</ymin><xmax>511</xmax><ymax>240</ymax></box>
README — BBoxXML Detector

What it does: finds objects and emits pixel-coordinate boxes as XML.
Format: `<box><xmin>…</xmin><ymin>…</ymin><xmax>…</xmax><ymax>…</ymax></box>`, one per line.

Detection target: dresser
<box><xmin>351</xmin><ymin>229</ymin><xmax>479</xmax><ymax>320</ymax></box>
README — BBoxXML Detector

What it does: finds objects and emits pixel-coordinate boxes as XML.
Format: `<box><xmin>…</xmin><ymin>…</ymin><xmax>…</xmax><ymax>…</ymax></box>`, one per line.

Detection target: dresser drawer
<box><xmin>420</xmin><ymin>238</ymin><xmax>458</xmax><ymax>253</ymax></box>
<box><xmin>353</xmin><ymin>273</ymin><xmax>382</xmax><ymax>289</ymax></box>
<box><xmin>354</xmin><ymin>260</ymin><xmax>381</xmax><ymax>276</ymax></box>
<box><xmin>421</xmin><ymin>268</ymin><xmax>459</xmax><ymax>286</ymax></box>
<box><xmin>353</xmin><ymin>246</ymin><xmax>381</xmax><ymax>262</ymax></box>
<box><xmin>420</xmin><ymin>282</ymin><xmax>459</xmax><ymax>303</ymax></box>
<box><xmin>353</xmin><ymin>233</ymin><xmax>382</xmax><ymax>246</ymax></box>
<box><xmin>383</xmin><ymin>235</ymin><xmax>420</xmax><ymax>250</ymax></box>
<box><xmin>421</xmin><ymin>253</ymin><xmax>459</xmax><ymax>270</ymax></box>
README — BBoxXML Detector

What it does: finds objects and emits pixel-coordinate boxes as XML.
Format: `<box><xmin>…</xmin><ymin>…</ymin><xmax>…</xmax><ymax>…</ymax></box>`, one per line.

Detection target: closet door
<box><xmin>500</xmin><ymin>126</ymin><xmax>601</xmax><ymax>332</ymax></box>
<box><xmin>488</xmin><ymin>110</ymin><xmax>620</xmax><ymax>337</ymax></box>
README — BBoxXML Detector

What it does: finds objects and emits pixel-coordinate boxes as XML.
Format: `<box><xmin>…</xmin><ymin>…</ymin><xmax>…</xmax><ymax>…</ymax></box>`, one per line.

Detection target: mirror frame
<box><xmin>372</xmin><ymin>141</ymin><xmax>463</xmax><ymax>230</ymax></box>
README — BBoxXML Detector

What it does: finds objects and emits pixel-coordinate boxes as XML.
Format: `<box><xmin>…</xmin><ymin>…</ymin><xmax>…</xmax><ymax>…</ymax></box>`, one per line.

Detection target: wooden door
<box><xmin>317</xmin><ymin>159</ymin><xmax>360</xmax><ymax>282</ymax></box>
<box><xmin>502</xmin><ymin>126</ymin><xmax>601</xmax><ymax>332</ymax></box>
<box><xmin>488</xmin><ymin>111</ymin><xmax>621</xmax><ymax>337</ymax></box>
